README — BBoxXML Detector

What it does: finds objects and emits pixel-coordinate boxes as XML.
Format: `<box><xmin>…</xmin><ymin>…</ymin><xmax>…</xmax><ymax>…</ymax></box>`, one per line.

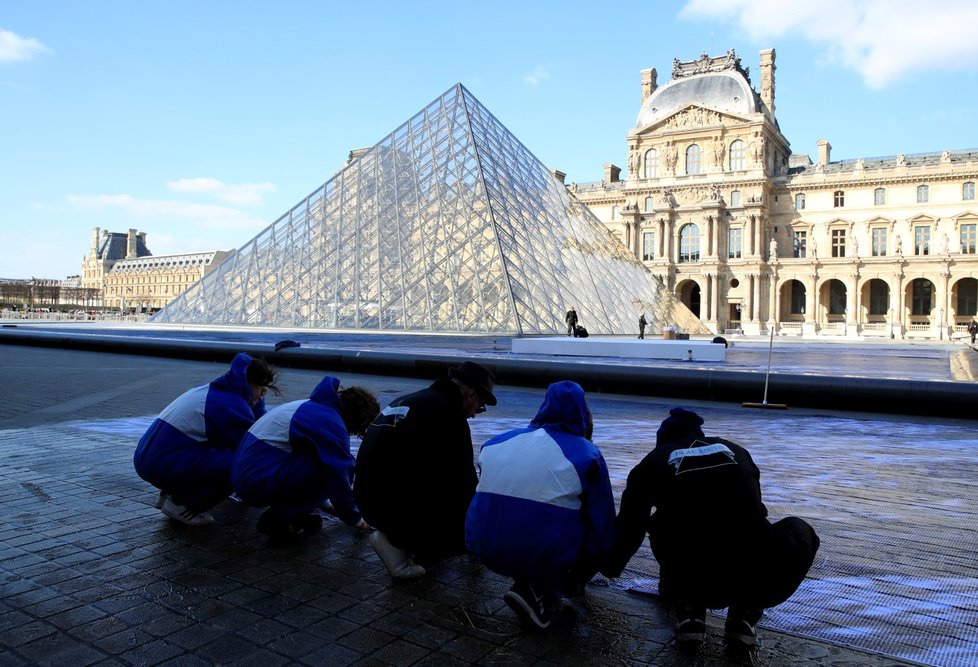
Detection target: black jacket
<box><xmin>605</xmin><ymin>433</ymin><xmax>769</xmax><ymax>578</ymax></box>
<box><xmin>354</xmin><ymin>376</ymin><xmax>477</xmax><ymax>559</ymax></box>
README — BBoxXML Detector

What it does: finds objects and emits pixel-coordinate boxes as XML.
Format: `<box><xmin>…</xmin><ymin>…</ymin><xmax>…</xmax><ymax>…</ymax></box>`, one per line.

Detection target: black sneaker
<box><xmin>675</xmin><ymin>606</ymin><xmax>706</xmax><ymax>645</ymax></box>
<box><xmin>503</xmin><ymin>582</ymin><xmax>553</xmax><ymax>630</ymax></box>
<box><xmin>725</xmin><ymin>610</ymin><xmax>758</xmax><ymax>647</ymax></box>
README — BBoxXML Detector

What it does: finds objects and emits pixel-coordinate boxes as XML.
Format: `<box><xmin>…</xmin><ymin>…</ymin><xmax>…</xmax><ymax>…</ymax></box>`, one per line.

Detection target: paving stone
<box><xmin>0</xmin><ymin>343</ymin><xmax>950</xmax><ymax>666</ymax></box>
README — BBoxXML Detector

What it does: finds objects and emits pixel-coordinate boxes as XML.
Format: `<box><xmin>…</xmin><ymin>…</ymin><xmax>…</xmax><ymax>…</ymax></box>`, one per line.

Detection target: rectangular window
<box><xmin>730</xmin><ymin>190</ymin><xmax>742</xmax><ymax>207</ymax></box>
<box><xmin>644</xmin><ymin>195</ymin><xmax>654</xmax><ymax>212</ymax></box>
<box><xmin>871</xmin><ymin>228</ymin><xmax>887</xmax><ymax>256</ymax></box>
<box><xmin>831</xmin><ymin>229</ymin><xmax>846</xmax><ymax>257</ymax></box>
<box><xmin>642</xmin><ymin>231</ymin><xmax>655</xmax><ymax>261</ymax></box>
<box><xmin>917</xmin><ymin>185</ymin><xmax>929</xmax><ymax>203</ymax></box>
<box><xmin>834</xmin><ymin>190</ymin><xmax>845</xmax><ymax>208</ymax></box>
<box><xmin>728</xmin><ymin>228</ymin><xmax>743</xmax><ymax>259</ymax></box>
<box><xmin>961</xmin><ymin>224</ymin><xmax>976</xmax><ymax>255</ymax></box>
<box><xmin>964</xmin><ymin>182</ymin><xmax>975</xmax><ymax>201</ymax></box>
<box><xmin>792</xmin><ymin>230</ymin><xmax>807</xmax><ymax>258</ymax></box>
<box><xmin>795</xmin><ymin>193</ymin><xmax>805</xmax><ymax>210</ymax></box>
<box><xmin>915</xmin><ymin>226</ymin><xmax>930</xmax><ymax>256</ymax></box>
<box><xmin>874</xmin><ymin>188</ymin><xmax>886</xmax><ymax>206</ymax></box>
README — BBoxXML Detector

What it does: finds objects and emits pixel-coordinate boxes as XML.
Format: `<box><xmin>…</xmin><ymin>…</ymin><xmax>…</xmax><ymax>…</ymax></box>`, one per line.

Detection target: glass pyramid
<box><xmin>152</xmin><ymin>84</ymin><xmax>706</xmax><ymax>336</ymax></box>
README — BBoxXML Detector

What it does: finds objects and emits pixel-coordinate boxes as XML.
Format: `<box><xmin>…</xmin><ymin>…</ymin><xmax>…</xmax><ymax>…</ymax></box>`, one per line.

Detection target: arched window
<box><xmin>729</xmin><ymin>190</ymin><xmax>742</xmax><ymax>207</ymax></box>
<box><xmin>795</xmin><ymin>193</ymin><xmax>806</xmax><ymax>210</ymax></box>
<box><xmin>963</xmin><ymin>182</ymin><xmax>975</xmax><ymax>201</ymax></box>
<box><xmin>917</xmin><ymin>184</ymin><xmax>929</xmax><ymax>203</ymax></box>
<box><xmin>834</xmin><ymin>190</ymin><xmax>845</xmax><ymax>207</ymax></box>
<box><xmin>685</xmin><ymin>144</ymin><xmax>701</xmax><ymax>175</ymax></box>
<box><xmin>679</xmin><ymin>224</ymin><xmax>700</xmax><ymax>263</ymax></box>
<box><xmin>644</xmin><ymin>195</ymin><xmax>654</xmax><ymax>212</ymax></box>
<box><xmin>728</xmin><ymin>140</ymin><xmax>746</xmax><ymax>171</ymax></box>
<box><xmin>874</xmin><ymin>188</ymin><xmax>886</xmax><ymax>205</ymax></box>
<box><xmin>643</xmin><ymin>149</ymin><xmax>659</xmax><ymax>178</ymax></box>
<box><xmin>911</xmin><ymin>278</ymin><xmax>933</xmax><ymax>316</ymax></box>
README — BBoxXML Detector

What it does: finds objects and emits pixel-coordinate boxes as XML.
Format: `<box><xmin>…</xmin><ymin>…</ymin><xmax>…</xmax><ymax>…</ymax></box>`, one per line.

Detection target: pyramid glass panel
<box><xmin>153</xmin><ymin>84</ymin><xmax>706</xmax><ymax>336</ymax></box>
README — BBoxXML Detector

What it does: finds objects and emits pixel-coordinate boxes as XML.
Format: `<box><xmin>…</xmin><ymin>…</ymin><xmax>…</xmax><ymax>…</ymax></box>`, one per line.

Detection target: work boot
<box><xmin>369</xmin><ymin>530</ymin><xmax>425</xmax><ymax>579</ymax></box>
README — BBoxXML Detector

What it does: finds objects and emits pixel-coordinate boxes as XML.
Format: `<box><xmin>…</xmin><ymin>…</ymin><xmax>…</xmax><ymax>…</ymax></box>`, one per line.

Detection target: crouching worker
<box><xmin>603</xmin><ymin>407</ymin><xmax>820</xmax><ymax>649</ymax></box>
<box><xmin>232</xmin><ymin>376</ymin><xmax>379</xmax><ymax>542</ymax></box>
<box><xmin>465</xmin><ymin>381</ymin><xmax>617</xmax><ymax>630</ymax></box>
<box><xmin>134</xmin><ymin>353</ymin><xmax>277</xmax><ymax>526</ymax></box>
<box><xmin>355</xmin><ymin>361</ymin><xmax>496</xmax><ymax>580</ymax></box>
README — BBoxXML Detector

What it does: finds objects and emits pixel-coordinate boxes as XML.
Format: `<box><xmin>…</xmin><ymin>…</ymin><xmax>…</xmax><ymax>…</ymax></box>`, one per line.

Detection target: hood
<box><xmin>211</xmin><ymin>352</ymin><xmax>254</xmax><ymax>403</ymax></box>
<box><xmin>529</xmin><ymin>380</ymin><xmax>591</xmax><ymax>437</ymax></box>
<box><xmin>309</xmin><ymin>375</ymin><xmax>342</xmax><ymax>411</ymax></box>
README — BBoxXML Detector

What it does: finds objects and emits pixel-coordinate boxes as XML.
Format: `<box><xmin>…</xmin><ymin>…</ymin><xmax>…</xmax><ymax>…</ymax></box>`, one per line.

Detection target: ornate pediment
<box><xmin>635</xmin><ymin>104</ymin><xmax>751</xmax><ymax>137</ymax></box>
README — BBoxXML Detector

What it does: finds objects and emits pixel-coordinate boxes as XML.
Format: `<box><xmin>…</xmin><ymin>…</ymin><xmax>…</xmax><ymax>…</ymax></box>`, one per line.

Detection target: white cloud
<box><xmin>523</xmin><ymin>66</ymin><xmax>551</xmax><ymax>86</ymax></box>
<box><xmin>65</xmin><ymin>194</ymin><xmax>268</xmax><ymax>231</ymax></box>
<box><xmin>166</xmin><ymin>177</ymin><xmax>276</xmax><ymax>206</ymax></box>
<box><xmin>0</xmin><ymin>28</ymin><xmax>50</xmax><ymax>63</ymax></box>
<box><xmin>679</xmin><ymin>0</ymin><xmax>978</xmax><ymax>88</ymax></box>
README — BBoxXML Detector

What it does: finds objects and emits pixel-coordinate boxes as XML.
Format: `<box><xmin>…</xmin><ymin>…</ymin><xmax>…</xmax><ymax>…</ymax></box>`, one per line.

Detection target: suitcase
<box><xmin>574</xmin><ymin>325</ymin><xmax>589</xmax><ymax>338</ymax></box>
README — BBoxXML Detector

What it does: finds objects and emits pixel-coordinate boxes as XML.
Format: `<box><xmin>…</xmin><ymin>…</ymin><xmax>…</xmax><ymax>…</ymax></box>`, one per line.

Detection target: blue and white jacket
<box><xmin>465</xmin><ymin>381</ymin><xmax>617</xmax><ymax>581</ymax></box>
<box><xmin>232</xmin><ymin>376</ymin><xmax>360</xmax><ymax>525</ymax></box>
<box><xmin>134</xmin><ymin>353</ymin><xmax>266</xmax><ymax>481</ymax></box>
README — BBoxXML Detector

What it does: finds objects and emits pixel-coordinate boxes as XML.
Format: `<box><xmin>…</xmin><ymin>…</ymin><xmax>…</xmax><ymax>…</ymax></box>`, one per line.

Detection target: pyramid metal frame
<box><xmin>153</xmin><ymin>84</ymin><xmax>705</xmax><ymax>336</ymax></box>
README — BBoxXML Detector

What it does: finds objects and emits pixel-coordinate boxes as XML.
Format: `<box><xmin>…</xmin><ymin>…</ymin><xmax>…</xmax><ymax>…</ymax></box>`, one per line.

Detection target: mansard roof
<box><xmin>787</xmin><ymin>148</ymin><xmax>978</xmax><ymax>176</ymax></box>
<box><xmin>637</xmin><ymin>51</ymin><xmax>759</xmax><ymax>131</ymax></box>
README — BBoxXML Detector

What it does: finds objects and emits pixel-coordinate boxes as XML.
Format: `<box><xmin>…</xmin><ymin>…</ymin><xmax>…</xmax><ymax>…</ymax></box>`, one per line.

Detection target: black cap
<box><xmin>448</xmin><ymin>361</ymin><xmax>497</xmax><ymax>406</ymax></box>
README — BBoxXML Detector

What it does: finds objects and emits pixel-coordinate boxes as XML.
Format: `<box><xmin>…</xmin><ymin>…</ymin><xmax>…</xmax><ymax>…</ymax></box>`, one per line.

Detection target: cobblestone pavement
<box><xmin>4</xmin><ymin>344</ymin><xmax>970</xmax><ymax>666</ymax></box>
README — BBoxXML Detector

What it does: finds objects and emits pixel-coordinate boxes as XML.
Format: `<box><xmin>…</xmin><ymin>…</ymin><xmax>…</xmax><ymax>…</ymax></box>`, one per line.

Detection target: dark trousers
<box><xmin>655</xmin><ymin>517</ymin><xmax>820</xmax><ymax>613</ymax></box>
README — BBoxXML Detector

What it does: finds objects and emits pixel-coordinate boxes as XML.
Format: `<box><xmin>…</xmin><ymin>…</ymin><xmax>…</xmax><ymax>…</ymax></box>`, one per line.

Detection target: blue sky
<box><xmin>3</xmin><ymin>0</ymin><xmax>977</xmax><ymax>280</ymax></box>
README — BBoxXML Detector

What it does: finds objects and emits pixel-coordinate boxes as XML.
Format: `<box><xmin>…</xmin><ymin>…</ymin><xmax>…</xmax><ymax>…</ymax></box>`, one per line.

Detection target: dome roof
<box><xmin>636</xmin><ymin>71</ymin><xmax>757</xmax><ymax>129</ymax></box>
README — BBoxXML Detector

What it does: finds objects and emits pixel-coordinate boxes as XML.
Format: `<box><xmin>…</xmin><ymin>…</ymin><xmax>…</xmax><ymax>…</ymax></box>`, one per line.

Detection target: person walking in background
<box><xmin>134</xmin><ymin>353</ymin><xmax>278</xmax><ymax>526</ymax></box>
<box><xmin>604</xmin><ymin>407</ymin><xmax>819</xmax><ymax>649</ymax></box>
<box><xmin>232</xmin><ymin>376</ymin><xmax>379</xmax><ymax>542</ymax></box>
<box><xmin>465</xmin><ymin>381</ymin><xmax>617</xmax><ymax>630</ymax></box>
<box><xmin>355</xmin><ymin>361</ymin><xmax>497</xmax><ymax>579</ymax></box>
<box><xmin>638</xmin><ymin>312</ymin><xmax>647</xmax><ymax>339</ymax></box>
<box><xmin>968</xmin><ymin>318</ymin><xmax>978</xmax><ymax>344</ymax></box>
<box><xmin>565</xmin><ymin>306</ymin><xmax>578</xmax><ymax>336</ymax></box>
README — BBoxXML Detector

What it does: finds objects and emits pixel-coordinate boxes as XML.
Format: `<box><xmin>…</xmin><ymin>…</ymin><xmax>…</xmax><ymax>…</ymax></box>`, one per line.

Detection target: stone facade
<box><xmin>574</xmin><ymin>49</ymin><xmax>978</xmax><ymax>339</ymax></box>
<box><xmin>82</xmin><ymin>227</ymin><xmax>232</xmax><ymax>311</ymax></box>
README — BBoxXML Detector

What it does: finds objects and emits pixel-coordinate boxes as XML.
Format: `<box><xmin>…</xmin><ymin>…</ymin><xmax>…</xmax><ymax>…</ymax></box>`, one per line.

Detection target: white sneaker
<box><xmin>161</xmin><ymin>497</ymin><xmax>215</xmax><ymax>526</ymax></box>
<box><xmin>369</xmin><ymin>531</ymin><xmax>425</xmax><ymax>579</ymax></box>
<box><xmin>153</xmin><ymin>491</ymin><xmax>169</xmax><ymax>509</ymax></box>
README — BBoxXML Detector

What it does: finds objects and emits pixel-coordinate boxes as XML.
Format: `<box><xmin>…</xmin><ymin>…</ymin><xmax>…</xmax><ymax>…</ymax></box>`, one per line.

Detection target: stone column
<box><xmin>804</xmin><ymin>273</ymin><xmax>818</xmax><ymax>337</ymax></box>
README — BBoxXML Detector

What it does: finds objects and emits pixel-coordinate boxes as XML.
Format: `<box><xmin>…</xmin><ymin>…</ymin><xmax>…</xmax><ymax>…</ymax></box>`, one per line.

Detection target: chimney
<box><xmin>603</xmin><ymin>163</ymin><xmax>621</xmax><ymax>184</ymax></box>
<box><xmin>641</xmin><ymin>67</ymin><xmax>658</xmax><ymax>104</ymax></box>
<box><xmin>817</xmin><ymin>140</ymin><xmax>832</xmax><ymax>167</ymax></box>
<box><xmin>126</xmin><ymin>229</ymin><xmax>138</xmax><ymax>259</ymax></box>
<box><xmin>550</xmin><ymin>168</ymin><xmax>566</xmax><ymax>184</ymax></box>
<box><xmin>759</xmin><ymin>49</ymin><xmax>776</xmax><ymax>118</ymax></box>
<box><xmin>91</xmin><ymin>227</ymin><xmax>101</xmax><ymax>250</ymax></box>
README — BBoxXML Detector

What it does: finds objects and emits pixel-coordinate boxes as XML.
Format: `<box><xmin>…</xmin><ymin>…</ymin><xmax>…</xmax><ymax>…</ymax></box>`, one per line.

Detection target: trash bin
<box><xmin>662</xmin><ymin>326</ymin><xmax>676</xmax><ymax>340</ymax></box>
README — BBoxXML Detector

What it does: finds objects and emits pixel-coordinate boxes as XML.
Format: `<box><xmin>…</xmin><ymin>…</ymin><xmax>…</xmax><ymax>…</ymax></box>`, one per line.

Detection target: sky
<box><xmin>2</xmin><ymin>0</ymin><xmax>978</xmax><ymax>280</ymax></box>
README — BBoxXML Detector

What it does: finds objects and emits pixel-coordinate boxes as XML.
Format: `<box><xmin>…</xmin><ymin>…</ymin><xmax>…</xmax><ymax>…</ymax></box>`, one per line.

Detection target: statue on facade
<box><xmin>769</xmin><ymin>238</ymin><xmax>778</xmax><ymax>260</ymax></box>
<box><xmin>896</xmin><ymin>153</ymin><xmax>906</xmax><ymax>166</ymax></box>
<box><xmin>664</xmin><ymin>142</ymin><xmax>678</xmax><ymax>174</ymax></box>
<box><xmin>810</xmin><ymin>235</ymin><xmax>818</xmax><ymax>259</ymax></box>
<box><xmin>939</xmin><ymin>233</ymin><xmax>950</xmax><ymax>254</ymax></box>
<box><xmin>628</xmin><ymin>147</ymin><xmax>639</xmax><ymax>178</ymax></box>
<box><xmin>941</xmin><ymin>150</ymin><xmax>952</xmax><ymax>163</ymax></box>
<box><xmin>713</xmin><ymin>137</ymin><xmax>724</xmax><ymax>168</ymax></box>
<box><xmin>894</xmin><ymin>233</ymin><xmax>903</xmax><ymax>255</ymax></box>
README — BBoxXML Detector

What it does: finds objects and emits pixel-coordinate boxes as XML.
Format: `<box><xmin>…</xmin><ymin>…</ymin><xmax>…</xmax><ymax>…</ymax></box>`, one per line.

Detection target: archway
<box><xmin>951</xmin><ymin>277</ymin><xmax>977</xmax><ymax>323</ymax></box>
<box><xmin>678</xmin><ymin>279</ymin><xmax>701</xmax><ymax>318</ymax></box>
<box><xmin>778</xmin><ymin>279</ymin><xmax>806</xmax><ymax>332</ymax></box>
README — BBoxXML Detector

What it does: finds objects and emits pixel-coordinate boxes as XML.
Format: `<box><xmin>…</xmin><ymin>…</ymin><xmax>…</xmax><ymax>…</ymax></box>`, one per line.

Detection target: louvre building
<box><xmin>574</xmin><ymin>49</ymin><xmax>978</xmax><ymax>339</ymax></box>
<box><xmin>153</xmin><ymin>84</ymin><xmax>704</xmax><ymax>336</ymax></box>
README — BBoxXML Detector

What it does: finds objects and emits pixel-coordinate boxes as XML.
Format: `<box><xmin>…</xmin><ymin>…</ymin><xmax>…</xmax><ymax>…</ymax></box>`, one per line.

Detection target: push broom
<box><xmin>743</xmin><ymin>326</ymin><xmax>788</xmax><ymax>410</ymax></box>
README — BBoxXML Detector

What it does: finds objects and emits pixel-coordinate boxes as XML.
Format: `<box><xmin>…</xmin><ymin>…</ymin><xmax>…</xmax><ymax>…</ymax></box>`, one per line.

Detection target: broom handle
<box><xmin>762</xmin><ymin>327</ymin><xmax>774</xmax><ymax>404</ymax></box>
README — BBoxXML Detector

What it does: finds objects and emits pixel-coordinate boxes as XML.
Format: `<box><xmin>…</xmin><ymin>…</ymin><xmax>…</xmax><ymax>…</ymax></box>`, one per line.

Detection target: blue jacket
<box><xmin>134</xmin><ymin>353</ymin><xmax>266</xmax><ymax>482</ymax></box>
<box><xmin>231</xmin><ymin>376</ymin><xmax>360</xmax><ymax>525</ymax></box>
<box><xmin>465</xmin><ymin>381</ymin><xmax>617</xmax><ymax>582</ymax></box>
